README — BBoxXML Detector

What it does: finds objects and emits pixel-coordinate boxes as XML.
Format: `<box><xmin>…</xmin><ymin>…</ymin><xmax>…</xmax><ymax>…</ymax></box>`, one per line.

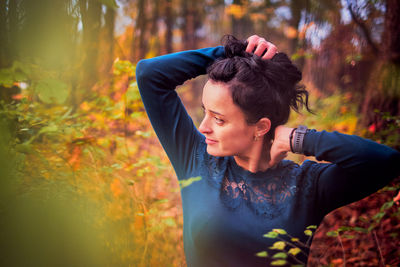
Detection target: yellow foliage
<box><xmin>332</xmin><ymin>117</ymin><xmax>358</xmax><ymax>134</ymax></box>
<box><xmin>250</xmin><ymin>13</ymin><xmax>267</xmax><ymax>21</ymax></box>
<box><xmin>226</xmin><ymin>4</ymin><xmax>247</xmax><ymax>19</ymax></box>
<box><xmin>270</xmin><ymin>241</ymin><xmax>286</xmax><ymax>250</ymax></box>
<box><xmin>288</xmin><ymin>247</ymin><xmax>301</xmax><ymax>256</ymax></box>
<box><xmin>80</xmin><ymin>101</ymin><xmax>90</xmax><ymax>111</ymax></box>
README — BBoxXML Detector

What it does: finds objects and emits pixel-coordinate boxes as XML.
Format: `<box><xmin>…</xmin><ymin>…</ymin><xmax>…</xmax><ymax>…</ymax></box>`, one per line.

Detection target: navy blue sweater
<box><xmin>136</xmin><ymin>46</ymin><xmax>400</xmax><ymax>266</ymax></box>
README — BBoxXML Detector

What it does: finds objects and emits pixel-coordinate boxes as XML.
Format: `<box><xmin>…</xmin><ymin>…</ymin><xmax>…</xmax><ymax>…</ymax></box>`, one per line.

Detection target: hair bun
<box><xmin>222</xmin><ymin>35</ymin><xmax>248</xmax><ymax>58</ymax></box>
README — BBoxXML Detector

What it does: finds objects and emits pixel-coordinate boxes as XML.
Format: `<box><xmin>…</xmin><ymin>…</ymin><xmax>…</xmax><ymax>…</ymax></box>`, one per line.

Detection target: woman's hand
<box><xmin>268</xmin><ymin>125</ymin><xmax>293</xmax><ymax>168</ymax></box>
<box><xmin>246</xmin><ymin>35</ymin><xmax>278</xmax><ymax>60</ymax></box>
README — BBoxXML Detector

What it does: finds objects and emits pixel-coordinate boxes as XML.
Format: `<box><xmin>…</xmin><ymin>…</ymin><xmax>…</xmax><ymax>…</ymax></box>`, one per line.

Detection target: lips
<box><xmin>205</xmin><ymin>138</ymin><xmax>218</xmax><ymax>145</ymax></box>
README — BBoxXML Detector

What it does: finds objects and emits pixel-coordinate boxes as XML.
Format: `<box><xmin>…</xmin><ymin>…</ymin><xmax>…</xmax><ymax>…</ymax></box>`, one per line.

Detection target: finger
<box><xmin>262</xmin><ymin>42</ymin><xmax>278</xmax><ymax>60</ymax></box>
<box><xmin>245</xmin><ymin>35</ymin><xmax>260</xmax><ymax>53</ymax></box>
<box><xmin>253</xmin><ymin>40</ymin><xmax>268</xmax><ymax>57</ymax></box>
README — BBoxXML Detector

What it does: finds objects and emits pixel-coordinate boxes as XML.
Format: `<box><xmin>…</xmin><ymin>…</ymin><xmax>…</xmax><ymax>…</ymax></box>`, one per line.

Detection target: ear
<box><xmin>255</xmin><ymin>118</ymin><xmax>271</xmax><ymax>137</ymax></box>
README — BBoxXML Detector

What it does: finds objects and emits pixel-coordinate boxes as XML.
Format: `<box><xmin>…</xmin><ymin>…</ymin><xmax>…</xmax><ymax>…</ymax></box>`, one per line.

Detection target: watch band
<box><xmin>289</xmin><ymin>128</ymin><xmax>297</xmax><ymax>153</ymax></box>
<box><xmin>293</xmin><ymin>125</ymin><xmax>308</xmax><ymax>154</ymax></box>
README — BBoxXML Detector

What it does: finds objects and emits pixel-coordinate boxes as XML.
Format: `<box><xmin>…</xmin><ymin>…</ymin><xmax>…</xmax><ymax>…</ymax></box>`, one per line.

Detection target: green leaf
<box><xmin>306</xmin><ymin>225</ymin><xmax>317</xmax><ymax>230</ymax></box>
<box><xmin>367</xmin><ymin>224</ymin><xmax>376</xmax><ymax>232</ymax></box>
<box><xmin>380</xmin><ymin>201</ymin><xmax>394</xmax><ymax>211</ymax></box>
<box><xmin>36</xmin><ymin>78</ymin><xmax>69</xmax><ymax>104</ymax></box>
<box><xmin>263</xmin><ymin>231</ymin><xmax>279</xmax><ymax>238</ymax></box>
<box><xmin>113</xmin><ymin>59</ymin><xmax>134</xmax><ymax>76</ymax></box>
<box><xmin>338</xmin><ymin>226</ymin><xmax>350</xmax><ymax>232</ymax></box>
<box><xmin>179</xmin><ymin>176</ymin><xmax>202</xmax><ymax>189</ymax></box>
<box><xmin>135</xmin><ymin>130</ymin><xmax>151</xmax><ymax>138</ymax></box>
<box><xmin>38</xmin><ymin>124</ymin><xmax>59</xmax><ymax>135</ymax></box>
<box><xmin>353</xmin><ymin>227</ymin><xmax>368</xmax><ymax>233</ymax></box>
<box><xmin>272</xmin><ymin>252</ymin><xmax>287</xmax><ymax>259</ymax></box>
<box><xmin>291</xmin><ymin>237</ymin><xmax>299</xmax><ymax>242</ymax></box>
<box><xmin>372</xmin><ymin>212</ymin><xmax>385</xmax><ymax>221</ymax></box>
<box><xmin>271</xmin><ymin>259</ymin><xmax>287</xmax><ymax>266</ymax></box>
<box><xmin>270</xmin><ymin>241</ymin><xmax>285</xmax><ymax>250</ymax></box>
<box><xmin>288</xmin><ymin>247</ymin><xmax>301</xmax><ymax>256</ymax></box>
<box><xmin>382</xmin><ymin>186</ymin><xmax>398</xmax><ymax>191</ymax></box>
<box><xmin>273</xmin><ymin>229</ymin><xmax>287</xmax><ymax>235</ymax></box>
<box><xmin>154</xmin><ymin>199</ymin><xmax>168</xmax><ymax>204</ymax></box>
<box><xmin>255</xmin><ymin>251</ymin><xmax>268</xmax><ymax>258</ymax></box>
<box><xmin>326</xmin><ymin>231</ymin><xmax>338</xmax><ymax>237</ymax></box>
<box><xmin>342</xmin><ymin>234</ymin><xmax>355</xmax><ymax>239</ymax></box>
<box><xmin>164</xmin><ymin>217</ymin><xmax>176</xmax><ymax>227</ymax></box>
<box><xmin>304</xmin><ymin>230</ymin><xmax>313</xmax><ymax>236</ymax></box>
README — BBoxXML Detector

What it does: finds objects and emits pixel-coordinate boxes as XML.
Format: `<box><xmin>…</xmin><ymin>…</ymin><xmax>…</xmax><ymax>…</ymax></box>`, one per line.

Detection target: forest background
<box><xmin>0</xmin><ymin>0</ymin><xmax>399</xmax><ymax>266</ymax></box>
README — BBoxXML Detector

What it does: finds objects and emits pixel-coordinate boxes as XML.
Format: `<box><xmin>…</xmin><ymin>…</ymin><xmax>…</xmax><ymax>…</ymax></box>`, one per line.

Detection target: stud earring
<box><xmin>254</xmin><ymin>134</ymin><xmax>260</xmax><ymax>141</ymax></box>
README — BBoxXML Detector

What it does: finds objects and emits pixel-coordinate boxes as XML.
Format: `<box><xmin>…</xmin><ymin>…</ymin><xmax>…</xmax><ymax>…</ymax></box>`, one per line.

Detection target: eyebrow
<box><xmin>201</xmin><ymin>104</ymin><xmax>224</xmax><ymax>116</ymax></box>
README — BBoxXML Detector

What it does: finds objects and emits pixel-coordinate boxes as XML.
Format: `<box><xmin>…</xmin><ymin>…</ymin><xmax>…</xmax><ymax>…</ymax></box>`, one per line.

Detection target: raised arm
<box><xmin>135</xmin><ymin>47</ymin><xmax>225</xmax><ymax>178</ymax></box>
<box><xmin>304</xmin><ymin>130</ymin><xmax>400</xmax><ymax>215</ymax></box>
<box><xmin>271</xmin><ymin>127</ymin><xmax>400</xmax><ymax>215</ymax></box>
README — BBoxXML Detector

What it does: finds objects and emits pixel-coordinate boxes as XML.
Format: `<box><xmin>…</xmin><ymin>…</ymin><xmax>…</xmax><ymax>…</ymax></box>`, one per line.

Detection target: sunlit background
<box><xmin>0</xmin><ymin>0</ymin><xmax>399</xmax><ymax>266</ymax></box>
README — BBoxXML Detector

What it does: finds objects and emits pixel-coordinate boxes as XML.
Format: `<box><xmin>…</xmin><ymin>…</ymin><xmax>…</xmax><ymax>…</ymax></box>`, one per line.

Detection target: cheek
<box><xmin>214</xmin><ymin>127</ymin><xmax>253</xmax><ymax>155</ymax></box>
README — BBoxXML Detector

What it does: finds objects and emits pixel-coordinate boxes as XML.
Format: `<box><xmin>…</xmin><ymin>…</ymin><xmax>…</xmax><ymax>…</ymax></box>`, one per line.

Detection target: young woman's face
<box><xmin>199</xmin><ymin>80</ymin><xmax>256</xmax><ymax>157</ymax></box>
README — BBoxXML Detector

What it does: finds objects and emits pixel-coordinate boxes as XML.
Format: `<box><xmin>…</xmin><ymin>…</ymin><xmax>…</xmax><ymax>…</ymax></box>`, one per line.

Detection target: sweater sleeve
<box><xmin>135</xmin><ymin>47</ymin><xmax>225</xmax><ymax>179</ymax></box>
<box><xmin>302</xmin><ymin>130</ymin><xmax>400</xmax><ymax>215</ymax></box>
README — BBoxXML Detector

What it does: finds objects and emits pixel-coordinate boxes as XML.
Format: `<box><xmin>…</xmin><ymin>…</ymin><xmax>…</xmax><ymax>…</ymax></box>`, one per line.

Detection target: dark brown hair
<box><xmin>207</xmin><ymin>35</ymin><xmax>312</xmax><ymax>139</ymax></box>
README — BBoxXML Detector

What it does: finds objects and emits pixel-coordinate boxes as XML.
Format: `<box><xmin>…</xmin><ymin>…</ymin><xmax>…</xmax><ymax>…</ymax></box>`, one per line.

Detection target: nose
<box><xmin>199</xmin><ymin>116</ymin><xmax>212</xmax><ymax>134</ymax></box>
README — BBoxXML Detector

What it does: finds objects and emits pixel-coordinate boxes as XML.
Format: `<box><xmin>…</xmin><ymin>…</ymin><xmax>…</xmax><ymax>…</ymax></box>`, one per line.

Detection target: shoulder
<box><xmin>277</xmin><ymin>159</ymin><xmax>329</xmax><ymax>195</ymax></box>
<box><xmin>279</xmin><ymin>159</ymin><xmax>330</xmax><ymax>177</ymax></box>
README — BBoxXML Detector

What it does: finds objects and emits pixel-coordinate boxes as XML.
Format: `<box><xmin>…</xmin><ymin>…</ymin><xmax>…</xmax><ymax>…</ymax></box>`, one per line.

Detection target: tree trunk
<box><xmin>8</xmin><ymin>0</ymin><xmax>18</xmax><ymax>64</ymax></box>
<box><xmin>382</xmin><ymin>0</ymin><xmax>400</xmax><ymax>65</ymax></box>
<box><xmin>231</xmin><ymin>0</ymin><xmax>249</xmax><ymax>39</ymax></box>
<box><xmin>78</xmin><ymin>0</ymin><xmax>101</xmax><ymax>102</ymax></box>
<box><xmin>181</xmin><ymin>0</ymin><xmax>202</xmax><ymax>50</ymax></box>
<box><xmin>134</xmin><ymin>0</ymin><xmax>147</xmax><ymax>60</ymax></box>
<box><xmin>361</xmin><ymin>0</ymin><xmax>400</xmax><ymax>127</ymax></box>
<box><xmin>104</xmin><ymin>6</ymin><xmax>115</xmax><ymax>74</ymax></box>
<box><xmin>289</xmin><ymin>0</ymin><xmax>306</xmax><ymax>69</ymax></box>
<box><xmin>150</xmin><ymin>0</ymin><xmax>161</xmax><ymax>56</ymax></box>
<box><xmin>165</xmin><ymin>0</ymin><xmax>173</xmax><ymax>53</ymax></box>
<box><xmin>0</xmin><ymin>0</ymin><xmax>8</xmax><ymax>67</ymax></box>
<box><xmin>181</xmin><ymin>0</ymin><xmax>189</xmax><ymax>50</ymax></box>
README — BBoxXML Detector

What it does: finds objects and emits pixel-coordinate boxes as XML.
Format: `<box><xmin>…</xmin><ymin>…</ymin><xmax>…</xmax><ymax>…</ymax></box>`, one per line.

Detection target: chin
<box><xmin>206</xmin><ymin>145</ymin><xmax>228</xmax><ymax>157</ymax></box>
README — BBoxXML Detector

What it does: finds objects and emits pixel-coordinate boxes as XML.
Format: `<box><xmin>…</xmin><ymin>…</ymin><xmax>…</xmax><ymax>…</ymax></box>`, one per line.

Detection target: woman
<box><xmin>136</xmin><ymin>35</ymin><xmax>399</xmax><ymax>266</ymax></box>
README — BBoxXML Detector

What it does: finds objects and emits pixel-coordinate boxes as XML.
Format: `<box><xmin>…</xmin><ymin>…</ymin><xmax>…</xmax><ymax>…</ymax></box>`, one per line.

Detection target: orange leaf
<box><xmin>110</xmin><ymin>178</ymin><xmax>123</xmax><ymax>198</ymax></box>
<box><xmin>12</xmin><ymin>94</ymin><xmax>23</xmax><ymax>100</ymax></box>
<box><xmin>68</xmin><ymin>146</ymin><xmax>82</xmax><ymax>171</ymax></box>
<box><xmin>394</xmin><ymin>190</ymin><xmax>400</xmax><ymax>204</ymax></box>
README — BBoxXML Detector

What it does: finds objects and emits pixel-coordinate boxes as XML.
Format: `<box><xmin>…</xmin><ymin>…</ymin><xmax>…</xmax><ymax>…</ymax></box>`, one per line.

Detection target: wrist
<box><xmin>274</xmin><ymin>125</ymin><xmax>293</xmax><ymax>152</ymax></box>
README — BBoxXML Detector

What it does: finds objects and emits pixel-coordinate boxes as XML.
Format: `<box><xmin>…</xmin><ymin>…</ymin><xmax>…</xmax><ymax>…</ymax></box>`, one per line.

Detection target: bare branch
<box><xmin>346</xmin><ymin>0</ymin><xmax>379</xmax><ymax>55</ymax></box>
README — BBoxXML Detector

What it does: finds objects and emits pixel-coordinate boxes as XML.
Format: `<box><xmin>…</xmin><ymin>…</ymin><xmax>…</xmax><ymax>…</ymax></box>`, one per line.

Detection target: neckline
<box><xmin>228</xmin><ymin>156</ymin><xmax>283</xmax><ymax>180</ymax></box>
